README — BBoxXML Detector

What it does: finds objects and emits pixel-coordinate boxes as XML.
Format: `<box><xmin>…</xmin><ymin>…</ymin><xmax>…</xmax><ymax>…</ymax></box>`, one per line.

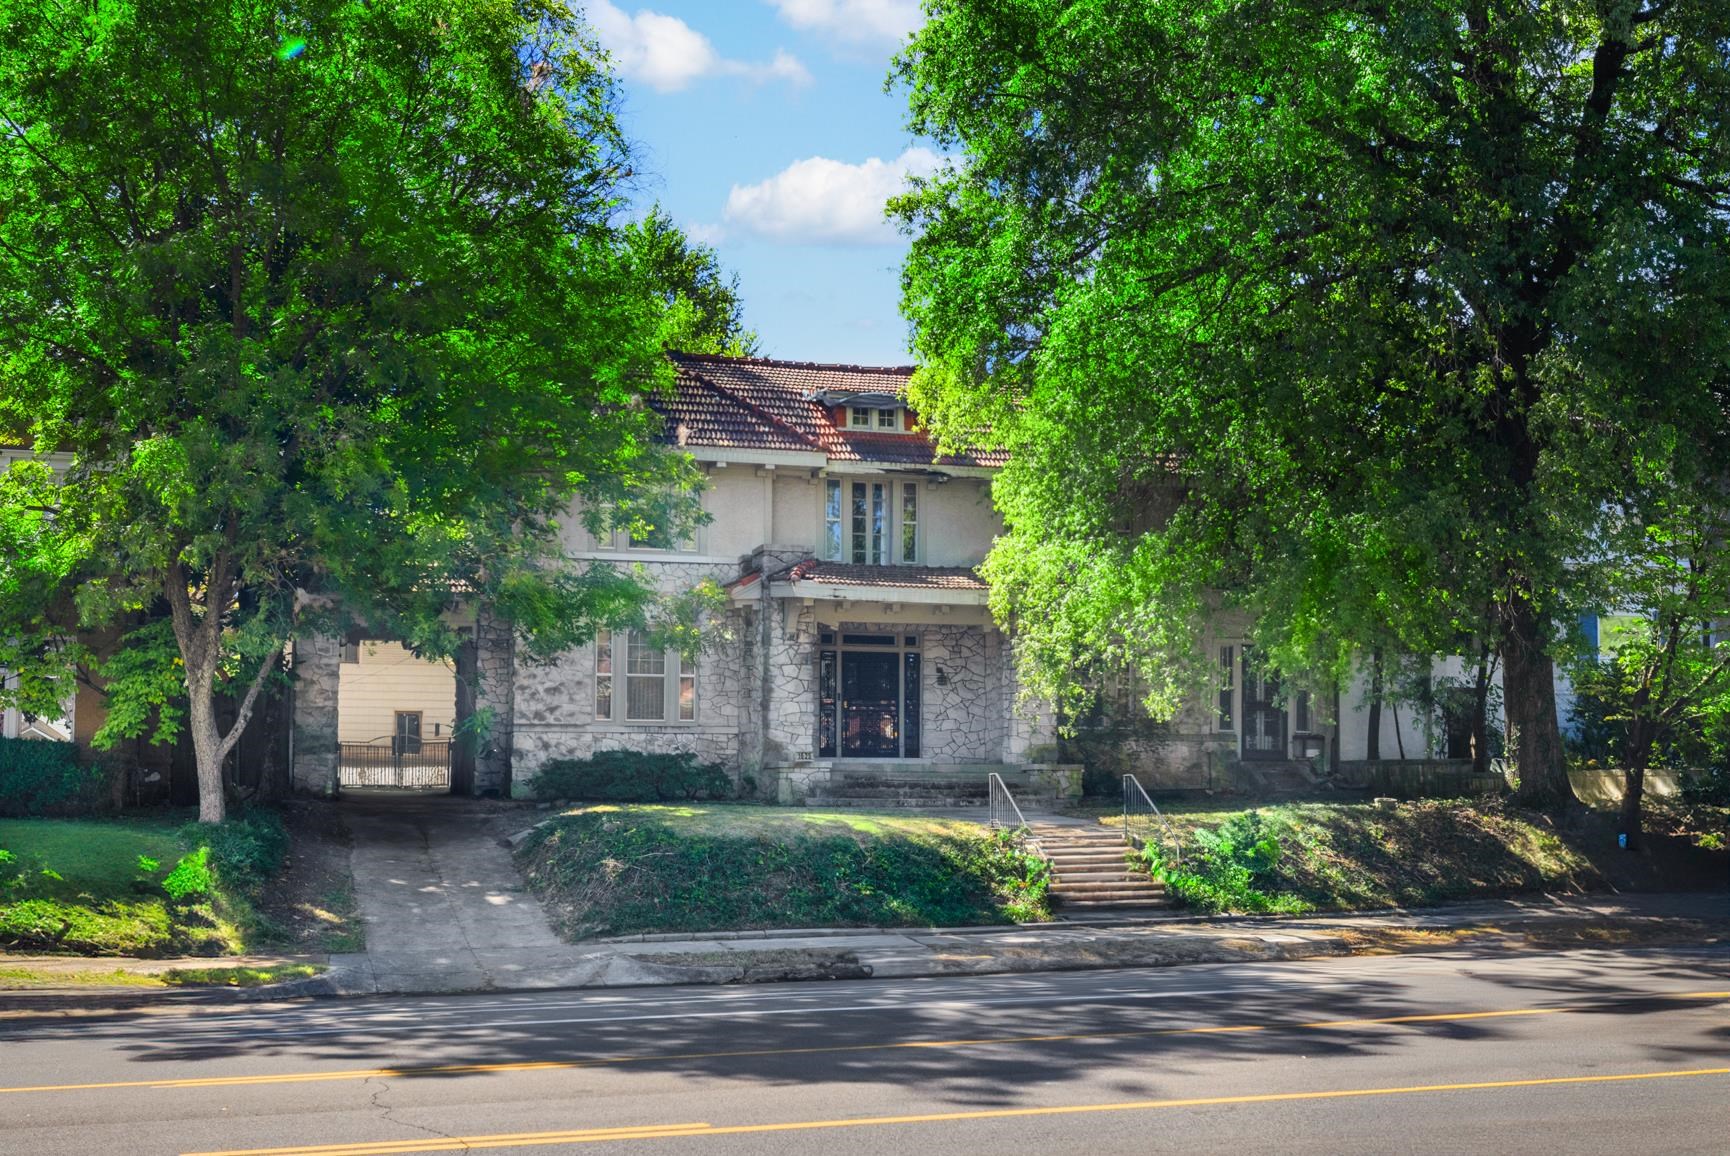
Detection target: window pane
<box><xmin>825</xmin><ymin>479</ymin><xmax>843</xmax><ymax>560</ymax></box>
<box><xmin>678</xmin><ymin>661</ymin><xmax>696</xmax><ymax>721</ymax></box>
<box><xmin>870</xmin><ymin>483</ymin><xmax>884</xmax><ymax>564</ymax></box>
<box><xmin>1217</xmin><ymin>645</ymin><xmax>1235</xmax><ymax>731</ymax></box>
<box><xmin>850</xmin><ymin>407</ymin><xmax>872</xmax><ymax>427</ymax></box>
<box><xmin>627</xmin><ymin>633</ymin><xmax>665</xmax><ymax>675</ymax></box>
<box><xmin>851</xmin><ymin>482</ymin><xmax>867</xmax><ymax>564</ymax></box>
<box><xmin>900</xmin><ymin>483</ymin><xmax>917</xmax><ymax>563</ymax></box>
<box><xmin>627</xmin><ymin>674</ymin><xmax>665</xmax><ymax>720</ymax></box>
<box><xmin>595</xmin><ymin>630</ymin><xmax>612</xmax><ymax>720</ymax></box>
<box><xmin>877</xmin><ymin>407</ymin><xmax>897</xmax><ymax>429</ymax></box>
<box><xmin>903</xmin><ymin>653</ymin><xmax>921</xmax><ymax>758</ymax></box>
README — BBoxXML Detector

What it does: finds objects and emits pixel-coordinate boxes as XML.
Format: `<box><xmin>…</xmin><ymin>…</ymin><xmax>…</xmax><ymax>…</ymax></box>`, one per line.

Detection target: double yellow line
<box><xmin>4</xmin><ymin>991</ymin><xmax>1725</xmax><ymax>1098</ymax></box>
<box><xmin>184</xmin><ymin>1067</ymin><xmax>1730</xmax><ymax>1155</ymax></box>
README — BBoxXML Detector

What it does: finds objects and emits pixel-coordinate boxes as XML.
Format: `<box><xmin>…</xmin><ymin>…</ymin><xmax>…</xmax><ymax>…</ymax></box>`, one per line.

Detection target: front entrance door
<box><xmin>1241</xmin><ymin>649</ymin><xmax>1286</xmax><ymax>760</ymax></box>
<box><xmin>841</xmin><ymin>650</ymin><xmax>900</xmax><ymax>757</ymax></box>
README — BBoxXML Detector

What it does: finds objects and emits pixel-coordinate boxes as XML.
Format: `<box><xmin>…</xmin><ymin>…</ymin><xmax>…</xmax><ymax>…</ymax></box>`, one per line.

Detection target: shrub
<box><xmin>178</xmin><ymin>809</ymin><xmax>288</xmax><ymax>894</ymax></box>
<box><xmin>527</xmin><ymin>751</ymin><xmax>733</xmax><ymax>802</ymax></box>
<box><xmin>1144</xmin><ymin>810</ymin><xmax>1308</xmax><ymax>914</ymax></box>
<box><xmin>0</xmin><ymin>738</ymin><xmax>111</xmax><ymax>816</ymax></box>
<box><xmin>161</xmin><ymin>847</ymin><xmax>214</xmax><ymax>901</ymax></box>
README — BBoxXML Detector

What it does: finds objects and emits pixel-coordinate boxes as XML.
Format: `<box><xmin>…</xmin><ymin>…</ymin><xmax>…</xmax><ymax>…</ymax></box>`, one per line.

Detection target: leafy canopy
<box><xmin>893</xmin><ymin>1</ymin><xmax>1730</xmax><ymax>799</ymax></box>
<box><xmin>0</xmin><ymin>0</ymin><xmax>706</xmax><ymax>810</ymax></box>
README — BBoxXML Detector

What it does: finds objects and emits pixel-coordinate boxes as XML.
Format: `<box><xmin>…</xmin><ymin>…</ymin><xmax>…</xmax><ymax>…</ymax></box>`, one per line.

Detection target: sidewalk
<box><xmin>5</xmin><ymin>891</ymin><xmax>1722</xmax><ymax>1008</ymax></box>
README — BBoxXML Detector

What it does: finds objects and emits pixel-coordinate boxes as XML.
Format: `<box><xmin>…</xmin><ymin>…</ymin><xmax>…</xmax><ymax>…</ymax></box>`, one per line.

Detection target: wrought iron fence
<box><xmin>1122</xmin><ymin>774</ymin><xmax>1182</xmax><ymax>866</ymax></box>
<box><xmin>338</xmin><ymin>738</ymin><xmax>452</xmax><ymax>789</ymax></box>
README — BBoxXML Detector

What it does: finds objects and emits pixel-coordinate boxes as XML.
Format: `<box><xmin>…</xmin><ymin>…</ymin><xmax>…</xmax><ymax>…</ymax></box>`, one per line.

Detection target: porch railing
<box><xmin>338</xmin><ymin>737</ymin><xmax>452</xmax><ymax>790</ymax></box>
<box><xmin>1122</xmin><ymin>774</ymin><xmax>1181</xmax><ymax>867</ymax></box>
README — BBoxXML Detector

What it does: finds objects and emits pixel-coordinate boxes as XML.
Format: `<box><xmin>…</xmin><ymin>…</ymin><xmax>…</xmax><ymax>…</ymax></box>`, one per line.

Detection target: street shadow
<box><xmin>6</xmin><ymin>943</ymin><xmax>1726</xmax><ymax>1111</ymax></box>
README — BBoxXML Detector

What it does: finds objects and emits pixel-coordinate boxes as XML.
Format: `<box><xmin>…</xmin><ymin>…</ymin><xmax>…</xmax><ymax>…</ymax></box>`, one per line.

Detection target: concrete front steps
<box><xmin>1035</xmin><ymin>826</ymin><xmax>1169</xmax><ymax>910</ymax></box>
<box><xmin>804</xmin><ymin>764</ymin><xmax>1060</xmax><ymax>810</ymax></box>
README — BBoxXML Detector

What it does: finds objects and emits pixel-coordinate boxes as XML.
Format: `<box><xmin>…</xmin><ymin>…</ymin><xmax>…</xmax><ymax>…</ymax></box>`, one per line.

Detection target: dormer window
<box><xmin>848</xmin><ymin>405</ymin><xmax>909</xmax><ymax>432</ymax></box>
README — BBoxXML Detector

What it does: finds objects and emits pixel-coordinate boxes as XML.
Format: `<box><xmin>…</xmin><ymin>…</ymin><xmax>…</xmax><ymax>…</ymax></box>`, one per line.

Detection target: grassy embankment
<box><xmin>0</xmin><ymin>804</ymin><xmax>362</xmax><ymax>960</ymax></box>
<box><xmin>1082</xmin><ymin>794</ymin><xmax>1727</xmax><ymax>913</ymax></box>
<box><xmin>516</xmin><ymin>804</ymin><xmax>1051</xmax><ymax>940</ymax></box>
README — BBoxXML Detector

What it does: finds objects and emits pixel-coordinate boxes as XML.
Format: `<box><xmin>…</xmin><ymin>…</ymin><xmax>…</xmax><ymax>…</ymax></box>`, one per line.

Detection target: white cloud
<box><xmin>587</xmin><ymin>2</ymin><xmax>811</xmax><ymax>93</ymax></box>
<box><xmin>684</xmin><ymin>221</ymin><xmax>728</xmax><ymax>246</ymax></box>
<box><xmin>766</xmin><ymin>0</ymin><xmax>923</xmax><ymax>46</ymax></box>
<box><xmin>723</xmin><ymin>147</ymin><xmax>943</xmax><ymax>245</ymax></box>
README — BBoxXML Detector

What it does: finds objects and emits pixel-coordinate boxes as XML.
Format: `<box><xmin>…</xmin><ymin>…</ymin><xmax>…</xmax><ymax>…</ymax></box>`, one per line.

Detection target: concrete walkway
<box><xmin>335</xmin><ymin>794</ymin><xmax>576</xmax><ymax>993</ymax></box>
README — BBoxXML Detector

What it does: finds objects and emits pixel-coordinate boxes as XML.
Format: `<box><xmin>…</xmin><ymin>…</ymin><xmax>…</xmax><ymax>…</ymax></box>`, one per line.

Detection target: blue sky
<box><xmin>585</xmin><ymin>1</ymin><xmax>931</xmax><ymax>366</ymax></box>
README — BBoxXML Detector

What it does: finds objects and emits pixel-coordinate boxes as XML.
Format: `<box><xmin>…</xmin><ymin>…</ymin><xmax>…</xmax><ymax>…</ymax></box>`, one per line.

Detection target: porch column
<box><xmin>763</xmin><ymin>600</ymin><xmax>818</xmax><ymax>763</ymax></box>
<box><xmin>472</xmin><ymin>606</ymin><xmax>516</xmax><ymax>796</ymax></box>
<box><xmin>289</xmin><ymin>633</ymin><xmax>341</xmax><ymax>796</ymax></box>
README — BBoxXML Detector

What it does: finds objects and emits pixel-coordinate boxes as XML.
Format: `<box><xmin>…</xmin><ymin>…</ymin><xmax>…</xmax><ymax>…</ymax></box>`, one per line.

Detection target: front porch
<box><xmin>765</xmin><ymin>759</ymin><xmax>1083</xmax><ymax>808</ymax></box>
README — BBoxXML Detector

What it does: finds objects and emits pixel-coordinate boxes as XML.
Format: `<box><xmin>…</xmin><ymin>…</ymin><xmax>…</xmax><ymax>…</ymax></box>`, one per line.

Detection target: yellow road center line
<box><xmin>182</xmin><ymin>1067</ymin><xmax>1730</xmax><ymax>1156</ymax></box>
<box><xmin>6</xmin><ymin>990</ymin><xmax>1725</xmax><ymax>1097</ymax></box>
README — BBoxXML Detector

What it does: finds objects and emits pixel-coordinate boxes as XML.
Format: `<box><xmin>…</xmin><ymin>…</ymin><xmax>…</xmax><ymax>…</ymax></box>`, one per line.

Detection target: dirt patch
<box><xmin>253</xmin><ymin>801</ymin><xmax>363</xmax><ymax>954</ymax></box>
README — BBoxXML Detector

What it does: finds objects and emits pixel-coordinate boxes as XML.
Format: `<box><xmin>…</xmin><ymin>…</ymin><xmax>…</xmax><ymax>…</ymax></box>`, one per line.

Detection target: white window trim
<box><xmin>594</xmin><ymin>629</ymin><xmax>697</xmax><ymax>725</ymax></box>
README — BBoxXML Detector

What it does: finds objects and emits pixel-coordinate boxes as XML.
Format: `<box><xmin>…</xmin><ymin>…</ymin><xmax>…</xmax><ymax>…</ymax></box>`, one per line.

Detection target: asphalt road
<box><xmin>2</xmin><ymin>944</ymin><xmax>1726</xmax><ymax>1155</ymax></box>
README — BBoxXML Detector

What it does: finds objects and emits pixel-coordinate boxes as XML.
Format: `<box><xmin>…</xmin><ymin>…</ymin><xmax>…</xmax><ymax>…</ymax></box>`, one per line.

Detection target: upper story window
<box><xmin>824</xmin><ymin>478</ymin><xmax>919</xmax><ymax>565</ymax></box>
<box><xmin>847</xmin><ymin>406</ymin><xmax>909</xmax><ymax>432</ymax></box>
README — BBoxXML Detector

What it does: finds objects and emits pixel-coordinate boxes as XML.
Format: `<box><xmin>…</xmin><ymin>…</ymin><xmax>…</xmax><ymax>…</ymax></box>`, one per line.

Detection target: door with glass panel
<box><xmin>817</xmin><ymin>633</ymin><xmax>922</xmax><ymax>759</ymax></box>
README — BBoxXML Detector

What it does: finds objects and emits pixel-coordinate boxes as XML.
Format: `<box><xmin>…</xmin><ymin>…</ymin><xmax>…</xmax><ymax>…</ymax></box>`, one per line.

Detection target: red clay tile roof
<box><xmin>659</xmin><ymin>353</ymin><xmax>1006</xmax><ymax>468</ymax></box>
<box><xmin>774</xmin><ymin>559</ymin><xmax>988</xmax><ymax>591</ymax></box>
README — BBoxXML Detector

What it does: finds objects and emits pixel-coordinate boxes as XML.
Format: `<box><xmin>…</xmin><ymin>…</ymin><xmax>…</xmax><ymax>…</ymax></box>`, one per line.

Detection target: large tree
<box><xmin>0</xmin><ymin>0</ymin><xmax>696</xmax><ymax>821</ymax></box>
<box><xmin>892</xmin><ymin>0</ymin><xmax>1730</xmax><ymax>806</ymax></box>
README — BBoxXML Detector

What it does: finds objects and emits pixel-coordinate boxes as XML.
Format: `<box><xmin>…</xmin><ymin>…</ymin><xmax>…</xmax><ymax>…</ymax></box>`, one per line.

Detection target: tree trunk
<box><xmin>1503</xmin><ymin>599</ymin><xmax>1574</xmax><ymax>809</ymax></box>
<box><xmin>1619</xmin><ymin>720</ymin><xmax>1654</xmax><ymax>852</ymax></box>
<box><xmin>1366</xmin><ymin>648</ymin><xmax>1384</xmax><ymax>761</ymax></box>
<box><xmin>1328</xmin><ymin>681</ymin><xmax>1343</xmax><ymax>780</ymax></box>
<box><xmin>185</xmin><ymin>677</ymin><xmax>228</xmax><ymax>824</ymax></box>
<box><xmin>1471</xmin><ymin>646</ymin><xmax>1491</xmax><ymax>775</ymax></box>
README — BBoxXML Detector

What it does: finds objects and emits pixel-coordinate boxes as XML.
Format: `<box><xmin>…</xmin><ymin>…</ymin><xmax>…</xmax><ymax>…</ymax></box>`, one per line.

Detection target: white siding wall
<box><xmin>336</xmin><ymin>642</ymin><xmax>457</xmax><ymax>744</ymax></box>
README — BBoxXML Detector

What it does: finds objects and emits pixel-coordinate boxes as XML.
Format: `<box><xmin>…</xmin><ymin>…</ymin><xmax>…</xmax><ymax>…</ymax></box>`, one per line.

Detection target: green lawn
<box><xmin>517</xmin><ymin>803</ymin><xmax>1050</xmax><ymax>939</ymax></box>
<box><xmin>0</xmin><ymin>815</ymin><xmax>247</xmax><ymax>956</ymax></box>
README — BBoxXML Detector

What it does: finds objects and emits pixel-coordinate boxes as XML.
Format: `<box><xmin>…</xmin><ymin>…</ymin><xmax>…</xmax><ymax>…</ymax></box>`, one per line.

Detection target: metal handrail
<box><xmin>988</xmin><ymin>772</ymin><xmax>1048</xmax><ymax>863</ymax></box>
<box><xmin>1122</xmin><ymin>774</ymin><xmax>1182</xmax><ymax>867</ymax></box>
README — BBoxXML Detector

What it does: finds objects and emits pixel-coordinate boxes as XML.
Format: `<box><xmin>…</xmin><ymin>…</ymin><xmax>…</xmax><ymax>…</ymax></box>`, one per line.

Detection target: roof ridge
<box><xmin>678</xmin><ymin>368</ymin><xmax>826</xmax><ymax>452</ymax></box>
<box><xmin>670</xmin><ymin>351</ymin><xmax>917</xmax><ymax>376</ymax></box>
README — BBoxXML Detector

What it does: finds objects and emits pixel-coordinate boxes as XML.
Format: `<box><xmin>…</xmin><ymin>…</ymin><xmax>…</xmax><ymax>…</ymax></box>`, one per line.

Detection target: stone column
<box><xmin>763</xmin><ymin>600</ymin><xmax>817</xmax><ymax>764</ymax></box>
<box><xmin>473</xmin><ymin>606</ymin><xmax>516</xmax><ymax>797</ymax></box>
<box><xmin>289</xmin><ymin>633</ymin><xmax>341</xmax><ymax>796</ymax></box>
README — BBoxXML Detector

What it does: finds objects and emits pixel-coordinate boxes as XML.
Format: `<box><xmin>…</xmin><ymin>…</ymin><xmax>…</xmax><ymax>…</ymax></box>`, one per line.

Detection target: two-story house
<box><xmin>286</xmin><ymin>353</ymin><xmax>1077</xmax><ymax>804</ymax></box>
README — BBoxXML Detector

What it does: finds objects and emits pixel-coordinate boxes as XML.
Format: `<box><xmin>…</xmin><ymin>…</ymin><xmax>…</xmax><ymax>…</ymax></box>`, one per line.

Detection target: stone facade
<box><xmin>289</xmin><ymin>633</ymin><xmax>341</xmax><ymax>795</ymax></box>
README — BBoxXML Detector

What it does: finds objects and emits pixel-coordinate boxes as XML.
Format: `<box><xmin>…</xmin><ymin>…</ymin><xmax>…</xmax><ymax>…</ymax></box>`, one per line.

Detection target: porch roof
<box><xmin>733</xmin><ymin>559</ymin><xmax>990</xmax><ymax>607</ymax></box>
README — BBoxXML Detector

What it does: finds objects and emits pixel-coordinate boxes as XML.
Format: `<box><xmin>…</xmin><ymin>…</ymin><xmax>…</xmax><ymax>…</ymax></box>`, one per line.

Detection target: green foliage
<box><xmin>0</xmin><ymin>737</ymin><xmax>110</xmax><ymax>817</ymax></box>
<box><xmin>625</xmin><ymin>205</ymin><xmax>760</xmax><ymax>356</ymax></box>
<box><xmin>517</xmin><ymin>808</ymin><xmax>1052</xmax><ymax>936</ymax></box>
<box><xmin>179</xmin><ymin>810</ymin><xmax>289</xmax><ymax>895</ymax></box>
<box><xmin>1145</xmin><ymin>810</ymin><xmax>1306</xmax><ymax>914</ymax></box>
<box><xmin>160</xmin><ymin>847</ymin><xmax>214</xmax><ymax>902</ymax></box>
<box><xmin>891</xmin><ymin>0</ymin><xmax>1730</xmax><ymax>808</ymax></box>
<box><xmin>528</xmin><ymin>751</ymin><xmax>735</xmax><ymax>802</ymax></box>
<box><xmin>0</xmin><ymin>0</ymin><xmax>699</xmax><ymax>821</ymax></box>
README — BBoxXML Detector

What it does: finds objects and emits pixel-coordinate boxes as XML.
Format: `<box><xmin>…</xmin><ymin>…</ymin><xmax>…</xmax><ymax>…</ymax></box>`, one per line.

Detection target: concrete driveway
<box><xmin>337</xmin><ymin>793</ymin><xmax>569</xmax><ymax>992</ymax></box>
